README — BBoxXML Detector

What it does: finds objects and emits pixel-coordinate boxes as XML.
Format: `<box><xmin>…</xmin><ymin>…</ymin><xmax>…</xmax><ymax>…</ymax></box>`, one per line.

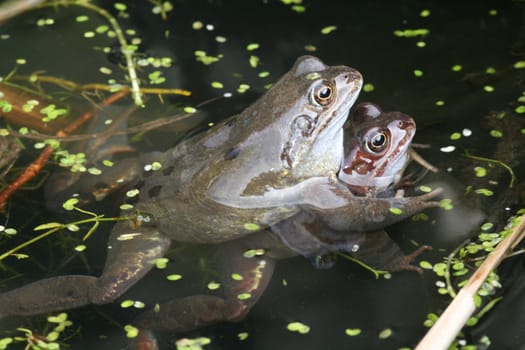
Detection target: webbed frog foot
<box><xmin>388</xmin><ymin>245</ymin><xmax>432</xmax><ymax>273</ymax></box>
<box><xmin>349</xmin><ymin>230</ymin><xmax>431</xmax><ymax>273</ymax></box>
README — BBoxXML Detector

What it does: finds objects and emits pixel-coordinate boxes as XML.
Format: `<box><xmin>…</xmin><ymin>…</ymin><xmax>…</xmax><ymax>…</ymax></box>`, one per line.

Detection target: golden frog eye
<box><xmin>365</xmin><ymin>129</ymin><xmax>389</xmax><ymax>154</ymax></box>
<box><xmin>311</xmin><ymin>80</ymin><xmax>335</xmax><ymax>106</ymax></box>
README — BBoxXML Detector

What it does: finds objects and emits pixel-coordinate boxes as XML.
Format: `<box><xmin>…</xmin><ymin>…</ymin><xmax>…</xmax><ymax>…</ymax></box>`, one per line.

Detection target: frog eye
<box><xmin>364</xmin><ymin>129</ymin><xmax>390</xmax><ymax>154</ymax></box>
<box><xmin>310</xmin><ymin>80</ymin><xmax>335</xmax><ymax>106</ymax></box>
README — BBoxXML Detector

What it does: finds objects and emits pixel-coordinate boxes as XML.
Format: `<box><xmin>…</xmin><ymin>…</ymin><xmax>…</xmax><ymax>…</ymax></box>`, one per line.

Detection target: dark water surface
<box><xmin>1</xmin><ymin>0</ymin><xmax>524</xmax><ymax>349</ymax></box>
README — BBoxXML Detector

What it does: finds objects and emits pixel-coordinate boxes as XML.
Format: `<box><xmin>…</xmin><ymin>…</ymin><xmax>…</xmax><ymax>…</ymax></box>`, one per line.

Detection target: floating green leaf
<box><xmin>514</xmin><ymin>61</ymin><xmax>525</xmax><ymax>69</ymax></box>
<box><xmin>246</xmin><ymin>43</ymin><xmax>260</xmax><ymax>51</ymax></box>
<box><xmin>475</xmin><ymin>188</ymin><xmax>494</xmax><ymax>196</ymax></box>
<box><xmin>154</xmin><ymin>257</ymin><xmax>169</xmax><ymax>269</ymax></box>
<box><xmin>419</xmin><ymin>260</ymin><xmax>433</xmax><ymax>270</ymax></box>
<box><xmin>345</xmin><ymin>328</ymin><xmax>361</xmax><ymax>336</ymax></box>
<box><xmin>211</xmin><ymin>81</ymin><xmax>224</xmax><ymax>89</ymax></box>
<box><xmin>481</xmin><ymin>222</ymin><xmax>494</xmax><ymax>231</ymax></box>
<box><xmin>231</xmin><ymin>273</ymin><xmax>243</xmax><ymax>281</ymax></box>
<box><xmin>320</xmin><ymin>25</ymin><xmax>337</xmax><ymax>34</ymax></box>
<box><xmin>249</xmin><ymin>55</ymin><xmax>259</xmax><ymax>68</ymax></box>
<box><xmin>474</xmin><ymin>166</ymin><xmax>487</xmax><ymax>177</ymax></box>
<box><xmin>389</xmin><ymin>207</ymin><xmax>403</xmax><ymax>215</ymax></box>
<box><xmin>439</xmin><ymin>198</ymin><xmax>454</xmax><ymax>210</ymax></box>
<box><xmin>516</xmin><ymin>106</ymin><xmax>525</xmax><ymax>114</ymax></box>
<box><xmin>433</xmin><ymin>262</ymin><xmax>447</xmax><ymax>276</ymax></box>
<box><xmin>121</xmin><ymin>300</ymin><xmax>135</xmax><ymax>308</ymax></box>
<box><xmin>450</xmin><ymin>132</ymin><xmax>461</xmax><ymax>140</ymax></box>
<box><xmin>418</xmin><ymin>185</ymin><xmax>432</xmax><ymax>193</ymax></box>
<box><xmin>0</xmin><ymin>100</ymin><xmax>12</xmax><ymax>113</ymax></box>
<box><xmin>243</xmin><ymin>223</ymin><xmax>260</xmax><ymax>231</ymax></box>
<box><xmin>287</xmin><ymin>321</ymin><xmax>310</xmax><ymax>334</ymax></box>
<box><xmin>207</xmin><ymin>281</ymin><xmax>220</xmax><ymax>290</ymax></box>
<box><xmin>378</xmin><ymin>328</ymin><xmax>392</xmax><ymax>339</ymax></box>
<box><xmin>167</xmin><ymin>274</ymin><xmax>182</xmax><ymax>281</ymax></box>
<box><xmin>124</xmin><ymin>324</ymin><xmax>138</xmax><ymax>338</ymax></box>
<box><xmin>489</xmin><ymin>129</ymin><xmax>502</xmax><ymax>138</ymax></box>
<box><xmin>114</xmin><ymin>3</ymin><xmax>127</xmax><ymax>11</ymax></box>
<box><xmin>62</xmin><ymin>198</ymin><xmax>79</xmax><ymax>211</ymax></box>
<box><xmin>237</xmin><ymin>293</ymin><xmax>251</xmax><ymax>300</ymax></box>
<box><xmin>393</xmin><ymin>28</ymin><xmax>429</xmax><ymax>37</ymax></box>
<box><xmin>420</xmin><ymin>9</ymin><xmax>431</xmax><ymax>17</ymax></box>
<box><xmin>74</xmin><ymin>245</ymin><xmax>87</xmax><ymax>252</ymax></box>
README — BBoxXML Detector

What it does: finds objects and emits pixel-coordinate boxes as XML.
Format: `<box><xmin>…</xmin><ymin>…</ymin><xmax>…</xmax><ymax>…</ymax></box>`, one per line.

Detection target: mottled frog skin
<box><xmin>0</xmin><ymin>57</ymin><xmax>441</xmax><ymax>338</ymax></box>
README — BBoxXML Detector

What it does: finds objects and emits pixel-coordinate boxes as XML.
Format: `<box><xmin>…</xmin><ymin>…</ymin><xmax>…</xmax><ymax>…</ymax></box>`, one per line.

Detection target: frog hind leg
<box><xmin>134</xmin><ymin>232</ymin><xmax>278</xmax><ymax>334</ymax></box>
<box><xmin>350</xmin><ymin>230</ymin><xmax>430</xmax><ymax>273</ymax></box>
<box><xmin>0</xmin><ymin>222</ymin><xmax>171</xmax><ymax>318</ymax></box>
<box><xmin>271</xmin><ymin>210</ymin><xmax>366</xmax><ymax>269</ymax></box>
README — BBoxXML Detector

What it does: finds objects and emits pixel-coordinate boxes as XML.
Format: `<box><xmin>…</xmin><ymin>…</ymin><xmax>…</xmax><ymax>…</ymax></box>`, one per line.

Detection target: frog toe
<box><xmin>391</xmin><ymin>245</ymin><xmax>432</xmax><ymax>273</ymax></box>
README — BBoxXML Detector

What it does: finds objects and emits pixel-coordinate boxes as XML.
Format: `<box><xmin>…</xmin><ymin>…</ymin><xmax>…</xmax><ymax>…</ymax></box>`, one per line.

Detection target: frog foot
<box><xmin>390</xmin><ymin>245</ymin><xmax>432</xmax><ymax>274</ymax></box>
<box><xmin>400</xmin><ymin>187</ymin><xmax>444</xmax><ymax>211</ymax></box>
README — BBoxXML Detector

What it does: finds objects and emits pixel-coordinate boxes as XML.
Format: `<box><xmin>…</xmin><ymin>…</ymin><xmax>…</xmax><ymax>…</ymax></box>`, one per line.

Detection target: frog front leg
<box><xmin>300</xmin><ymin>177</ymin><xmax>442</xmax><ymax>232</ymax></box>
<box><xmin>133</xmin><ymin>232</ymin><xmax>286</xmax><ymax>335</ymax></box>
<box><xmin>0</xmin><ymin>221</ymin><xmax>171</xmax><ymax>318</ymax></box>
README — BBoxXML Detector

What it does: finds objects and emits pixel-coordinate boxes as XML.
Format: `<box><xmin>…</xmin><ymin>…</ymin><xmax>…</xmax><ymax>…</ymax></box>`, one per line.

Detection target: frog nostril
<box><xmin>398</xmin><ymin>119</ymin><xmax>415</xmax><ymax>130</ymax></box>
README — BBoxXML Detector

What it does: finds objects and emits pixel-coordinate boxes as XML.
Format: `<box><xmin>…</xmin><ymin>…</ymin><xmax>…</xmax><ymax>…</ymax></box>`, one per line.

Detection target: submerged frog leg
<box><xmin>134</xmin><ymin>233</ymin><xmax>282</xmax><ymax>334</ymax></box>
<box><xmin>0</xmin><ymin>221</ymin><xmax>171</xmax><ymax>318</ymax></box>
<box><xmin>350</xmin><ymin>230</ymin><xmax>429</xmax><ymax>273</ymax></box>
<box><xmin>271</xmin><ymin>210</ymin><xmax>366</xmax><ymax>269</ymax></box>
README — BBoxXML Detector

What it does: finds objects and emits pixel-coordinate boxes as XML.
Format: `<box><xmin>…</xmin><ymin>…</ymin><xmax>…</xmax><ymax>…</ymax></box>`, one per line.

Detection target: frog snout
<box><xmin>398</xmin><ymin>118</ymin><xmax>415</xmax><ymax>130</ymax></box>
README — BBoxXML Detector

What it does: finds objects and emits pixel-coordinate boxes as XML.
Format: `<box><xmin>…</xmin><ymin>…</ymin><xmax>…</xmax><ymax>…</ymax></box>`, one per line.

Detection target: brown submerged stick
<box><xmin>409</xmin><ymin>147</ymin><xmax>438</xmax><ymax>173</ymax></box>
<box><xmin>11</xmin><ymin>74</ymin><xmax>192</xmax><ymax>97</ymax></box>
<box><xmin>0</xmin><ymin>0</ymin><xmax>45</xmax><ymax>22</ymax></box>
<box><xmin>415</xmin><ymin>213</ymin><xmax>525</xmax><ymax>350</ymax></box>
<box><xmin>0</xmin><ymin>91</ymin><xmax>128</xmax><ymax>211</ymax></box>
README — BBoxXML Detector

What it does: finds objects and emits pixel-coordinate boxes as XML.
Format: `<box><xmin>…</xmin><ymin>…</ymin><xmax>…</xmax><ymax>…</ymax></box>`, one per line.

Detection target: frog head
<box><xmin>273</xmin><ymin>56</ymin><xmax>363</xmax><ymax>177</ymax></box>
<box><xmin>339</xmin><ymin>102</ymin><xmax>416</xmax><ymax>195</ymax></box>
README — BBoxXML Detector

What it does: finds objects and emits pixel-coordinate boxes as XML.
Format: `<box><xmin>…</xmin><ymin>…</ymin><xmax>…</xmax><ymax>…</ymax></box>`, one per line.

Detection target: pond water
<box><xmin>0</xmin><ymin>0</ymin><xmax>524</xmax><ymax>349</ymax></box>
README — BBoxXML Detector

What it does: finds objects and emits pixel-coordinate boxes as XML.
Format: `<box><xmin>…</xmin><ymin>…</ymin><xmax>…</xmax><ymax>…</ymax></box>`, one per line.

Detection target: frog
<box><xmin>340</xmin><ymin>102</ymin><xmax>416</xmax><ymax>196</ymax></box>
<box><xmin>0</xmin><ymin>56</ymin><xmax>442</xmax><ymax>337</ymax></box>
<box><xmin>272</xmin><ymin>102</ymin><xmax>431</xmax><ymax>271</ymax></box>
<box><xmin>129</xmin><ymin>102</ymin><xmax>436</xmax><ymax>345</ymax></box>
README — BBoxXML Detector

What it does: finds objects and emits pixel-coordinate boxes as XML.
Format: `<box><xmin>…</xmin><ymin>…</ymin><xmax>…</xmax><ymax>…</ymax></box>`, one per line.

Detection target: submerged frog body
<box><xmin>0</xmin><ymin>57</ymin><xmax>441</xmax><ymax>337</ymax></box>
